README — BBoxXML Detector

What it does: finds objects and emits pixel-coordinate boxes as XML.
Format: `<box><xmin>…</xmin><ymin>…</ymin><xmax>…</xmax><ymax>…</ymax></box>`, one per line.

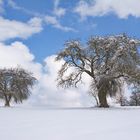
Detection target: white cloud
<box><xmin>45</xmin><ymin>15</ymin><xmax>76</xmax><ymax>32</ymax></box>
<box><xmin>7</xmin><ymin>0</ymin><xmax>75</xmax><ymax>32</ymax></box>
<box><xmin>0</xmin><ymin>42</ymin><xmax>93</xmax><ymax>107</ymax></box>
<box><xmin>74</xmin><ymin>0</ymin><xmax>140</xmax><ymax>19</ymax></box>
<box><xmin>53</xmin><ymin>0</ymin><xmax>66</xmax><ymax>17</ymax></box>
<box><xmin>0</xmin><ymin>41</ymin><xmax>42</xmax><ymax>79</ymax></box>
<box><xmin>29</xmin><ymin>55</ymin><xmax>92</xmax><ymax>107</ymax></box>
<box><xmin>0</xmin><ymin>17</ymin><xmax>42</xmax><ymax>41</ymax></box>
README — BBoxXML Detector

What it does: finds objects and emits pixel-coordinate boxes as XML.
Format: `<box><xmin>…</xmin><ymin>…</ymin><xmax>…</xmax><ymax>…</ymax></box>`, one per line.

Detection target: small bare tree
<box><xmin>129</xmin><ymin>84</ymin><xmax>140</xmax><ymax>106</ymax></box>
<box><xmin>116</xmin><ymin>93</ymin><xmax>129</xmax><ymax>106</ymax></box>
<box><xmin>56</xmin><ymin>34</ymin><xmax>140</xmax><ymax>107</ymax></box>
<box><xmin>0</xmin><ymin>67</ymin><xmax>36</xmax><ymax>107</ymax></box>
<box><xmin>129</xmin><ymin>93</ymin><xmax>140</xmax><ymax>106</ymax></box>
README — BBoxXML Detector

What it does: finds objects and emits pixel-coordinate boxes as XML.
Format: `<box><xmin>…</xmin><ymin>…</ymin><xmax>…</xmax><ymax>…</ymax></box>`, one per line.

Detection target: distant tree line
<box><xmin>117</xmin><ymin>84</ymin><xmax>140</xmax><ymax>106</ymax></box>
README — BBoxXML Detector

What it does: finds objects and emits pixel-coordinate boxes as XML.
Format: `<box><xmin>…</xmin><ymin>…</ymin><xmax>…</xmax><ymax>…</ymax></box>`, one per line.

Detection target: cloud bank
<box><xmin>0</xmin><ymin>42</ymin><xmax>93</xmax><ymax>107</ymax></box>
<box><xmin>74</xmin><ymin>0</ymin><xmax>140</xmax><ymax>19</ymax></box>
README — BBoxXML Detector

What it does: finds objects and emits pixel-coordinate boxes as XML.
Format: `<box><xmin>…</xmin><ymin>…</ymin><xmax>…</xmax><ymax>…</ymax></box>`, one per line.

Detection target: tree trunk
<box><xmin>98</xmin><ymin>91</ymin><xmax>109</xmax><ymax>108</ymax></box>
<box><xmin>4</xmin><ymin>95</ymin><xmax>11</xmax><ymax>107</ymax></box>
<box><xmin>4</xmin><ymin>94</ymin><xmax>12</xmax><ymax>107</ymax></box>
<box><xmin>136</xmin><ymin>99</ymin><xmax>138</xmax><ymax>106</ymax></box>
<box><xmin>5</xmin><ymin>100</ymin><xmax>10</xmax><ymax>107</ymax></box>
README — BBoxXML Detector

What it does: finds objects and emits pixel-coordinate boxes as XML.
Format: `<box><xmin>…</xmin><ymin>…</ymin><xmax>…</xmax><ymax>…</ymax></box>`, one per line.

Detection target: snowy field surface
<box><xmin>0</xmin><ymin>107</ymin><xmax>140</xmax><ymax>140</ymax></box>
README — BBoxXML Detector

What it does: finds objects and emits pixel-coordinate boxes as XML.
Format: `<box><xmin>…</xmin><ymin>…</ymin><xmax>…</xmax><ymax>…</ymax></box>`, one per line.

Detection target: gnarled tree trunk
<box><xmin>5</xmin><ymin>100</ymin><xmax>10</xmax><ymax>107</ymax></box>
<box><xmin>98</xmin><ymin>91</ymin><xmax>109</xmax><ymax>108</ymax></box>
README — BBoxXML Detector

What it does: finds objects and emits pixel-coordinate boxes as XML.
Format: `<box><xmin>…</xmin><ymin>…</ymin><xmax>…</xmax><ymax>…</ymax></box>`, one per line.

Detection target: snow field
<box><xmin>0</xmin><ymin>107</ymin><xmax>140</xmax><ymax>140</ymax></box>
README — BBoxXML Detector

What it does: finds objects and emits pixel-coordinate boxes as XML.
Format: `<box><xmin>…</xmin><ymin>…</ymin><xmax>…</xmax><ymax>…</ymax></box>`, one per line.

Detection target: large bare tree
<box><xmin>56</xmin><ymin>34</ymin><xmax>140</xmax><ymax>107</ymax></box>
<box><xmin>0</xmin><ymin>68</ymin><xmax>36</xmax><ymax>107</ymax></box>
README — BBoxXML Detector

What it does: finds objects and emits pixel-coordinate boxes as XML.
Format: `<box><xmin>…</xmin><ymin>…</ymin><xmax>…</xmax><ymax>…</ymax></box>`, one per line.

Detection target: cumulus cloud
<box><xmin>0</xmin><ymin>42</ymin><xmax>93</xmax><ymax>107</ymax></box>
<box><xmin>29</xmin><ymin>55</ymin><xmax>92</xmax><ymax>107</ymax></box>
<box><xmin>0</xmin><ymin>17</ymin><xmax>43</xmax><ymax>41</ymax></box>
<box><xmin>0</xmin><ymin>41</ymin><xmax>42</xmax><ymax>79</ymax></box>
<box><xmin>74</xmin><ymin>0</ymin><xmax>140</xmax><ymax>19</ymax></box>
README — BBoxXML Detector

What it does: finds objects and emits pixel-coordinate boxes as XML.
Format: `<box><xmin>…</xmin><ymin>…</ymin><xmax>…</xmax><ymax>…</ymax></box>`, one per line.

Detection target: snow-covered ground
<box><xmin>0</xmin><ymin>107</ymin><xmax>140</xmax><ymax>140</ymax></box>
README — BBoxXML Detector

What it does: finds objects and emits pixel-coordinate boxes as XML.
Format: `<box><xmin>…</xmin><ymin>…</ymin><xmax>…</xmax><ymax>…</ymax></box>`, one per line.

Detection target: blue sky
<box><xmin>1</xmin><ymin>0</ymin><xmax>140</xmax><ymax>62</ymax></box>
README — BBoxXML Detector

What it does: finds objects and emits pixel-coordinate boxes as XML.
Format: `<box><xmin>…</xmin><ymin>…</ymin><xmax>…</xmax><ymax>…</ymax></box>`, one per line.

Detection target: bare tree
<box><xmin>56</xmin><ymin>34</ymin><xmax>140</xmax><ymax>107</ymax></box>
<box><xmin>129</xmin><ymin>93</ymin><xmax>140</xmax><ymax>106</ymax></box>
<box><xmin>129</xmin><ymin>84</ymin><xmax>140</xmax><ymax>106</ymax></box>
<box><xmin>116</xmin><ymin>93</ymin><xmax>129</xmax><ymax>106</ymax></box>
<box><xmin>0</xmin><ymin>67</ymin><xmax>36</xmax><ymax>107</ymax></box>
